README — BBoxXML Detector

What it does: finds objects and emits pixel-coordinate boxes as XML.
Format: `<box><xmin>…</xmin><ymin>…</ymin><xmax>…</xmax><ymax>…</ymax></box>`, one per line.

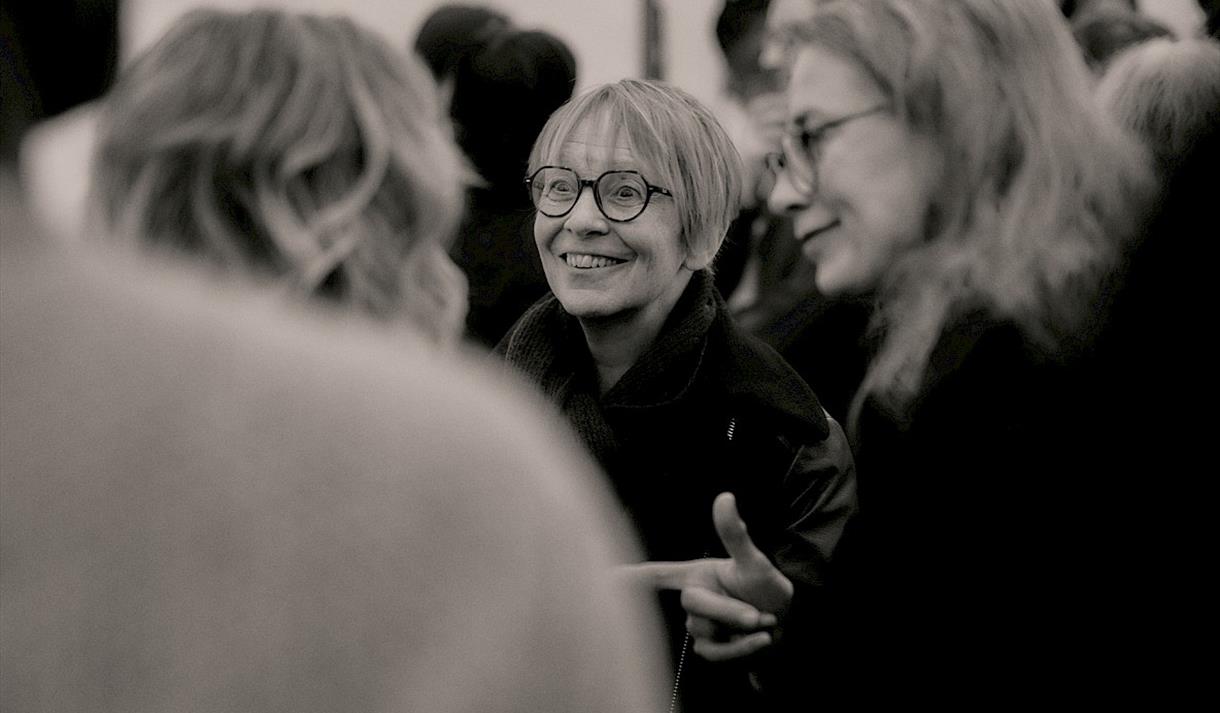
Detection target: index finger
<box><xmin>620</xmin><ymin>560</ymin><xmax>713</xmax><ymax>592</ymax></box>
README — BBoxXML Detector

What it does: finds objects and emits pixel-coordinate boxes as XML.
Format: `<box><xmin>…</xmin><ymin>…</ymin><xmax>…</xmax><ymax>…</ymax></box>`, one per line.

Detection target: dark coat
<box><xmin>838</xmin><ymin>308</ymin><xmax>1188</xmax><ymax>702</ymax></box>
<box><xmin>498</xmin><ymin>271</ymin><xmax>857</xmax><ymax>712</ymax></box>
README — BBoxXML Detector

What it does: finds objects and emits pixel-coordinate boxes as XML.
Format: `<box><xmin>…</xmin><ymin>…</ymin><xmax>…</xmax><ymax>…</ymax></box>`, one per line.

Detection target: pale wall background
<box><xmin>122</xmin><ymin>0</ymin><xmax>729</xmax><ymax>108</ymax></box>
<box><xmin>19</xmin><ymin>0</ymin><xmax>1208</xmax><ymax>245</ymax></box>
<box><xmin>121</xmin><ymin>0</ymin><xmax>1207</xmax><ymax>111</ymax></box>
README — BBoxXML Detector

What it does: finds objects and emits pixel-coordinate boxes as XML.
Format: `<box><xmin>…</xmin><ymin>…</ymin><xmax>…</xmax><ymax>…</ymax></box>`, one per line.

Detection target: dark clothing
<box><xmin>727</xmin><ymin>211</ymin><xmax>809</xmax><ymax>327</ymax></box>
<box><xmin>1078</xmin><ymin>130</ymin><xmax>1216</xmax><ymax>702</ymax></box>
<box><xmin>498</xmin><ymin>271</ymin><xmax>857</xmax><ymax>712</ymax></box>
<box><xmin>720</xmin><ymin>209</ymin><xmax>874</xmax><ymax>423</ymax></box>
<box><xmin>838</xmin><ymin>308</ymin><xmax>1191</xmax><ymax>703</ymax></box>
<box><xmin>450</xmin><ymin>188</ymin><xmax>549</xmax><ymax>348</ymax></box>
<box><xmin>747</xmin><ymin>287</ymin><xmax>874</xmax><ymax>424</ymax></box>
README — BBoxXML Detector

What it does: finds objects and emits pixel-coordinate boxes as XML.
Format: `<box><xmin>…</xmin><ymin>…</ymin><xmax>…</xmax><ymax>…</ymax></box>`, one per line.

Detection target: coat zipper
<box><xmin>668</xmin><ymin>416</ymin><xmax>736</xmax><ymax>713</ymax></box>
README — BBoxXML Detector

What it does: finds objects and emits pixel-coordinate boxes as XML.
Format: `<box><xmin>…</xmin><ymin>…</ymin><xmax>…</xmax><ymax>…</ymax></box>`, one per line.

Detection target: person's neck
<box><xmin>578</xmin><ymin>270</ymin><xmax>695</xmax><ymax>395</ymax></box>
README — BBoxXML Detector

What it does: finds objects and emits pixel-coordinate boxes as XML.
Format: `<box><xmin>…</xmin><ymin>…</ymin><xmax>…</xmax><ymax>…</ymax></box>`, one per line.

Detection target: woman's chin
<box><xmin>812</xmin><ymin>259</ymin><xmax>870</xmax><ymax>297</ymax></box>
<box><xmin>555</xmin><ymin>293</ymin><xmax>618</xmax><ymax>321</ymax></box>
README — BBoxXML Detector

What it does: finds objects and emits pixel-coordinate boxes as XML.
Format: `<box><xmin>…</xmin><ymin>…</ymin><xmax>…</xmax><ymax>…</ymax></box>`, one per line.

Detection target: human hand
<box><xmin>624</xmin><ymin>492</ymin><xmax>794</xmax><ymax>661</ymax></box>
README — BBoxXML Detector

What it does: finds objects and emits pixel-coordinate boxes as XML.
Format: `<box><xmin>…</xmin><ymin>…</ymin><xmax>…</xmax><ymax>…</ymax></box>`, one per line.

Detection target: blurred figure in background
<box><xmin>1069</xmin><ymin>0</ymin><xmax>1173</xmax><ymax>71</ymax></box>
<box><xmin>1093</xmin><ymin>35</ymin><xmax>1219</xmax><ymax>380</ymax></box>
<box><xmin>9</xmin><ymin>0</ymin><xmax>119</xmax><ymax>245</ymax></box>
<box><xmin>759</xmin><ymin>0</ymin><xmax>820</xmax><ymax>73</ymax></box>
<box><xmin>769</xmin><ymin>0</ymin><xmax>1160</xmax><ymax>700</ymax></box>
<box><xmin>2</xmin><ymin>5</ymin><xmax>667</xmax><ymax>713</ymax></box>
<box><xmin>92</xmin><ymin>9</ymin><xmax>468</xmax><ymax>345</ymax></box>
<box><xmin>709</xmin><ymin>0</ymin><xmax>798</xmax><ymax>312</ymax></box>
<box><xmin>412</xmin><ymin>3</ymin><xmax>511</xmax><ymax>94</ymax></box>
<box><xmin>1098</xmin><ymin>36</ymin><xmax>1220</xmax><ymax>175</ymax></box>
<box><xmin>414</xmin><ymin>7</ymin><xmax>578</xmax><ymax>348</ymax></box>
<box><xmin>500</xmin><ymin>78</ymin><xmax>856</xmax><ymax>712</ymax></box>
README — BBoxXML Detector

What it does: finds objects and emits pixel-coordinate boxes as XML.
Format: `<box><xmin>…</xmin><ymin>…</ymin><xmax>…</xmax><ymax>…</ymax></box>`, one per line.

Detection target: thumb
<box><xmin>712</xmin><ymin>492</ymin><xmax>769</xmax><ymax>570</ymax></box>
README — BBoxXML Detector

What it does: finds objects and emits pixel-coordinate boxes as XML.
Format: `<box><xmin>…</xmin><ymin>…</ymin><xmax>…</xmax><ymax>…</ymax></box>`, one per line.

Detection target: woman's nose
<box><xmin>563</xmin><ymin>186</ymin><xmax>609</xmax><ymax>235</ymax></box>
<box><xmin>767</xmin><ymin>168</ymin><xmax>810</xmax><ymax>216</ymax></box>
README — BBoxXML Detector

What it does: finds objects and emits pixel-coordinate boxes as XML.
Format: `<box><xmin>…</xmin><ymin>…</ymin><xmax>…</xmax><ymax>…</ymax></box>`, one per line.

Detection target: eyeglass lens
<box><xmin>529</xmin><ymin>167</ymin><xmax>654</xmax><ymax>222</ymax></box>
<box><xmin>777</xmin><ymin>107</ymin><xmax>887</xmax><ymax>196</ymax></box>
<box><xmin>779</xmin><ymin>133</ymin><xmax>816</xmax><ymax>194</ymax></box>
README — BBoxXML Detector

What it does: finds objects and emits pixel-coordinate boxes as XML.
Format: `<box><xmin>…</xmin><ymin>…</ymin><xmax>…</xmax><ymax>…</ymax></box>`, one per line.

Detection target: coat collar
<box><xmin>502</xmin><ymin>270</ymin><xmax>828</xmax><ymax>439</ymax></box>
<box><xmin>501</xmin><ymin>270</ymin><xmax>714</xmax><ymax>408</ymax></box>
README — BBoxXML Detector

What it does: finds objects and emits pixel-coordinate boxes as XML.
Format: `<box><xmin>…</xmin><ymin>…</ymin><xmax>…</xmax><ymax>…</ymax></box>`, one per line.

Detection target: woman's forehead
<box><xmin>550</xmin><ymin>114</ymin><xmax>662</xmax><ymax>178</ymax></box>
<box><xmin>789</xmin><ymin>45</ymin><xmax>885</xmax><ymax>118</ymax></box>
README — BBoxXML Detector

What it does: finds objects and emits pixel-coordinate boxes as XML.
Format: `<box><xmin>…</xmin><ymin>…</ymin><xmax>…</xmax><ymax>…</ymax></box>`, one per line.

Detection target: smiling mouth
<box><xmin>563</xmin><ymin>253</ymin><xmax>628</xmax><ymax>269</ymax></box>
<box><xmin>799</xmin><ymin>220</ymin><xmax>841</xmax><ymax>244</ymax></box>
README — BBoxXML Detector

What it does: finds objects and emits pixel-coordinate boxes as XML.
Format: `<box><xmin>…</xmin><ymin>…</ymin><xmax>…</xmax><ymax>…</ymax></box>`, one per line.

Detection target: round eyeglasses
<box><xmin>526</xmin><ymin>166</ymin><xmax>672</xmax><ymax>223</ymax></box>
<box><xmin>766</xmin><ymin>105</ymin><xmax>888</xmax><ymax>196</ymax></box>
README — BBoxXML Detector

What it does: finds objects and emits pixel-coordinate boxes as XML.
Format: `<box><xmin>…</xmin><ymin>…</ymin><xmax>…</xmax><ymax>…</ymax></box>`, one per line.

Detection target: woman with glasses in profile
<box><xmin>498</xmin><ymin>79</ymin><xmax>856</xmax><ymax>712</ymax></box>
<box><xmin>766</xmin><ymin>0</ymin><xmax>1162</xmax><ymax>700</ymax></box>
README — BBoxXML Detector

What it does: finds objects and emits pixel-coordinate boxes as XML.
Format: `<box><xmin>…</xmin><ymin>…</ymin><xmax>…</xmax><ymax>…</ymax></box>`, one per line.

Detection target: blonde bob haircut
<box><xmin>798</xmin><ymin>0</ymin><xmax>1153</xmax><ymax>422</ymax></box>
<box><xmin>93</xmin><ymin>9</ymin><xmax>467</xmax><ymax>343</ymax></box>
<box><xmin>527</xmin><ymin>79</ymin><xmax>743</xmax><ymax>269</ymax></box>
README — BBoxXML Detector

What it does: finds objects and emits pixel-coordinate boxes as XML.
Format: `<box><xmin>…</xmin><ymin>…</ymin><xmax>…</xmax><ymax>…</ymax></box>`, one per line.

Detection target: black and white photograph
<box><xmin>3</xmin><ymin>1</ymin><xmax>1215</xmax><ymax>710</ymax></box>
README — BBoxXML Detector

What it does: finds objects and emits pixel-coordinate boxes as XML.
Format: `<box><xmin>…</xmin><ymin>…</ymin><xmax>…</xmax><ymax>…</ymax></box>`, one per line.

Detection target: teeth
<box><xmin>565</xmin><ymin>253</ymin><xmax>622</xmax><ymax>269</ymax></box>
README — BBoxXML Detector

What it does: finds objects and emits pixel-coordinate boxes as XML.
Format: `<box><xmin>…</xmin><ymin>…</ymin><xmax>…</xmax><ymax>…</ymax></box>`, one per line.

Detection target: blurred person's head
<box><xmin>412</xmin><ymin>3</ymin><xmax>511</xmax><ymax>83</ymax></box>
<box><xmin>92</xmin><ymin>9</ymin><xmax>468</xmax><ymax>343</ymax></box>
<box><xmin>767</xmin><ymin>0</ymin><xmax>1152</xmax><ymax>416</ymax></box>
<box><xmin>716</xmin><ymin>0</ymin><xmax>782</xmax><ymax>99</ymax></box>
<box><xmin>716</xmin><ymin>0</ymin><xmax>788</xmax><ymax>208</ymax></box>
<box><xmin>0</xmin><ymin>0</ymin><xmax>119</xmax><ymax>166</ymax></box>
<box><xmin>448</xmin><ymin>29</ymin><xmax>576</xmax><ymax>194</ymax></box>
<box><xmin>1071</xmin><ymin>5</ymin><xmax>1173</xmax><ymax>72</ymax></box>
<box><xmin>526</xmin><ymin>79</ymin><xmax>742</xmax><ymax>325</ymax></box>
<box><xmin>760</xmin><ymin>0</ymin><xmax>819</xmax><ymax>72</ymax></box>
<box><xmin>1098</xmin><ymin>37</ymin><xmax>1220</xmax><ymax>176</ymax></box>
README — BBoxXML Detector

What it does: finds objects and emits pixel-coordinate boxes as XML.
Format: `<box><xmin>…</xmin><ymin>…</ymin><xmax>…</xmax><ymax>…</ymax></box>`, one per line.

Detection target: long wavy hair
<box><xmin>798</xmin><ymin>0</ymin><xmax>1154</xmax><ymax>427</ymax></box>
<box><xmin>93</xmin><ymin>9</ymin><xmax>467</xmax><ymax>343</ymax></box>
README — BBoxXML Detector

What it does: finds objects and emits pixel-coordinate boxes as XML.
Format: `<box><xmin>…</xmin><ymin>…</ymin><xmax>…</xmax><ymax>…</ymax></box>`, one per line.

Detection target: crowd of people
<box><xmin>2</xmin><ymin>0</ymin><xmax>1216</xmax><ymax>710</ymax></box>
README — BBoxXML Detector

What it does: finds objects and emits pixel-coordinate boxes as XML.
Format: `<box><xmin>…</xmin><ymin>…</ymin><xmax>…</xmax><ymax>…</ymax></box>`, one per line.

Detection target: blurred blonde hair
<box><xmin>1098</xmin><ymin>38</ymin><xmax>1220</xmax><ymax>176</ymax></box>
<box><xmin>527</xmin><ymin>79</ymin><xmax>743</xmax><ymax>269</ymax></box>
<box><xmin>93</xmin><ymin>9</ymin><xmax>467</xmax><ymax>343</ymax></box>
<box><xmin>799</xmin><ymin>0</ymin><xmax>1154</xmax><ymax>425</ymax></box>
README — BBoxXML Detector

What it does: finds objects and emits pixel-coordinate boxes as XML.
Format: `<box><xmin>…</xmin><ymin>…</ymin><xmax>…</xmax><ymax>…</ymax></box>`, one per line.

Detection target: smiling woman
<box><xmin>497</xmin><ymin>79</ymin><xmax>857</xmax><ymax>713</ymax></box>
<box><xmin>765</xmin><ymin>0</ymin><xmax>1163</xmax><ymax>700</ymax></box>
<box><xmin>529</xmin><ymin>114</ymin><xmax>695</xmax><ymax>360</ymax></box>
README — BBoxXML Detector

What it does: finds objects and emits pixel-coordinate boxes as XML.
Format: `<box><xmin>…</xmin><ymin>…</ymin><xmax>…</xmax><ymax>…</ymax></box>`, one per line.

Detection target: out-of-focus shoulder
<box><xmin>2</xmin><ymin>245</ymin><xmax>668</xmax><ymax>713</ymax></box>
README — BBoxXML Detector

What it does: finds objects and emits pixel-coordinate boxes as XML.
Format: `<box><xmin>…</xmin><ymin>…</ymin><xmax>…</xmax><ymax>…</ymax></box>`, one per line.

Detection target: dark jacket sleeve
<box><xmin>774</xmin><ymin>414</ymin><xmax>857</xmax><ymax>588</ymax></box>
<box><xmin>754</xmin><ymin>413</ymin><xmax>858</xmax><ymax>706</ymax></box>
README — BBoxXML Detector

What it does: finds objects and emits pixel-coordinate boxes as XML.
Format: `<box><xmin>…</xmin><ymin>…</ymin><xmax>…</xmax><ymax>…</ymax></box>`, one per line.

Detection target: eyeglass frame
<box><xmin>524</xmin><ymin>166</ymin><xmax>673</xmax><ymax>223</ymax></box>
<box><xmin>764</xmin><ymin>105</ymin><xmax>888</xmax><ymax>196</ymax></box>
